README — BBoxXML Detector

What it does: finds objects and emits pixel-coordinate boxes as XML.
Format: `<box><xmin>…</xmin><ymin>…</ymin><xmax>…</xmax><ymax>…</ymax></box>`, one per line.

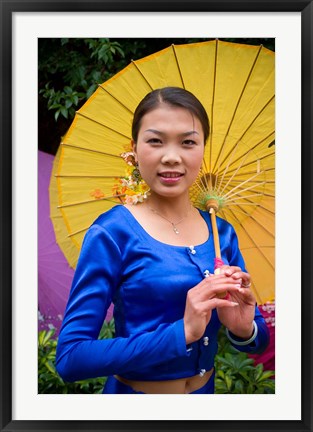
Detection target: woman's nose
<box><xmin>161</xmin><ymin>146</ymin><xmax>182</xmax><ymax>165</ymax></box>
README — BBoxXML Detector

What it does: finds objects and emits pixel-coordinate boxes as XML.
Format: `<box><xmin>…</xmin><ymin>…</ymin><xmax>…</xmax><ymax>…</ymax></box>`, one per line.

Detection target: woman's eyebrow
<box><xmin>144</xmin><ymin>129</ymin><xmax>199</xmax><ymax>136</ymax></box>
<box><xmin>181</xmin><ymin>131</ymin><xmax>200</xmax><ymax>137</ymax></box>
<box><xmin>144</xmin><ymin>129</ymin><xmax>163</xmax><ymax>135</ymax></box>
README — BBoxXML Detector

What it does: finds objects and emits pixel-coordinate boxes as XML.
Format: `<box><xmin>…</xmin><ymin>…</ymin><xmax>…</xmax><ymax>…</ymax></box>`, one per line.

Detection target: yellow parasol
<box><xmin>50</xmin><ymin>40</ymin><xmax>275</xmax><ymax>305</ymax></box>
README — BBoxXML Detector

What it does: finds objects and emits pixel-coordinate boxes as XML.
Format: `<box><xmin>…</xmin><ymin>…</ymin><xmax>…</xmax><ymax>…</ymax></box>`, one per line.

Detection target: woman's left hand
<box><xmin>216</xmin><ymin>265</ymin><xmax>256</xmax><ymax>339</ymax></box>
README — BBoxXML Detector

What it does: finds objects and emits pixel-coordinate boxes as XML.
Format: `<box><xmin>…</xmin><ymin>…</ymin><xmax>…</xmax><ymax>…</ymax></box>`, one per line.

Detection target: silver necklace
<box><xmin>148</xmin><ymin>204</ymin><xmax>192</xmax><ymax>235</ymax></box>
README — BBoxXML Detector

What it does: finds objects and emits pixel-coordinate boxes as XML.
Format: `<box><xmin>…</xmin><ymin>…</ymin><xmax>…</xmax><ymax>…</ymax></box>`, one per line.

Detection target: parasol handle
<box><xmin>208</xmin><ymin>206</ymin><xmax>227</xmax><ymax>298</ymax></box>
<box><xmin>209</xmin><ymin>207</ymin><xmax>221</xmax><ymax>267</ymax></box>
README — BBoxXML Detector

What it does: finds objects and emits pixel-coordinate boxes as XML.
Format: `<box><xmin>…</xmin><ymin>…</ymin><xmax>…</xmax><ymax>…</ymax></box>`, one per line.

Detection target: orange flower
<box><xmin>90</xmin><ymin>189</ymin><xmax>105</xmax><ymax>199</ymax></box>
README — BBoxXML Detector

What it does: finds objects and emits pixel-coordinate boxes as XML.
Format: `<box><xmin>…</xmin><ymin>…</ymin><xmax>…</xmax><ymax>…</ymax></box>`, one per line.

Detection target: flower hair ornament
<box><xmin>112</xmin><ymin>151</ymin><xmax>150</xmax><ymax>205</ymax></box>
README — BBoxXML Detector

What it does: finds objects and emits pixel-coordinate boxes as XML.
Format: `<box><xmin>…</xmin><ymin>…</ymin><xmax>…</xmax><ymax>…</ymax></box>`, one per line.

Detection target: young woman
<box><xmin>56</xmin><ymin>87</ymin><xmax>269</xmax><ymax>394</ymax></box>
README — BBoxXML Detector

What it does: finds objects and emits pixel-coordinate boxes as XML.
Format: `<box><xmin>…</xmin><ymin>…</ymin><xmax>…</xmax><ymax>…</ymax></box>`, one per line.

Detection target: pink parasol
<box><xmin>249</xmin><ymin>301</ymin><xmax>275</xmax><ymax>372</ymax></box>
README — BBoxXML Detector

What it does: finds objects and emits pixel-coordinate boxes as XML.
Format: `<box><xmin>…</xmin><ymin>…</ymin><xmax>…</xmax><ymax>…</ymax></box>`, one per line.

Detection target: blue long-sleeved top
<box><xmin>56</xmin><ymin>205</ymin><xmax>269</xmax><ymax>387</ymax></box>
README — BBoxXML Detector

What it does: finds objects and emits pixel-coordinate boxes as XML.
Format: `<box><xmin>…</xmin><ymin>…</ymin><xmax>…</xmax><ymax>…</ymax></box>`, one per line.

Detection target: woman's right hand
<box><xmin>183</xmin><ymin>274</ymin><xmax>242</xmax><ymax>344</ymax></box>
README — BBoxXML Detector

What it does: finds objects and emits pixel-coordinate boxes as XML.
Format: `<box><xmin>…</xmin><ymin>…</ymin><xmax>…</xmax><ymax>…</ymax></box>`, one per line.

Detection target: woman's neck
<box><xmin>145</xmin><ymin>193</ymin><xmax>192</xmax><ymax>218</ymax></box>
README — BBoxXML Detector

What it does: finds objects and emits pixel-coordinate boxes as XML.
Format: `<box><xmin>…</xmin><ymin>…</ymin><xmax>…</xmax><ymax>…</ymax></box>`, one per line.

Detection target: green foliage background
<box><xmin>38</xmin><ymin>37</ymin><xmax>274</xmax><ymax>155</ymax></box>
<box><xmin>38</xmin><ymin>320</ymin><xmax>274</xmax><ymax>394</ymax></box>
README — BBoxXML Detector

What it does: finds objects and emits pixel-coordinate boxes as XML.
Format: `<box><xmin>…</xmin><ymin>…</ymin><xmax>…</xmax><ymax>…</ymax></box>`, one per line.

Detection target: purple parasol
<box><xmin>38</xmin><ymin>150</ymin><xmax>74</xmax><ymax>334</ymax></box>
<box><xmin>38</xmin><ymin>150</ymin><xmax>113</xmax><ymax>335</ymax></box>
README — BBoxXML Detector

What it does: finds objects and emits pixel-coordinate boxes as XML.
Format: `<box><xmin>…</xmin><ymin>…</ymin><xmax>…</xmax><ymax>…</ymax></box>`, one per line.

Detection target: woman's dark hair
<box><xmin>132</xmin><ymin>87</ymin><xmax>210</xmax><ymax>144</ymax></box>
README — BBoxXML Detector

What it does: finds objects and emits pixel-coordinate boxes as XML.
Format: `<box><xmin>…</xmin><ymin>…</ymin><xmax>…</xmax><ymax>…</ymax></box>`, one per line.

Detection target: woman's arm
<box><xmin>56</xmin><ymin>224</ymin><xmax>189</xmax><ymax>382</ymax></box>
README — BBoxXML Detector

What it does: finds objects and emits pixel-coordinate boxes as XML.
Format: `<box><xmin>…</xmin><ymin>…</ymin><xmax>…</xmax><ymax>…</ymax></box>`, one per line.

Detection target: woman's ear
<box><xmin>131</xmin><ymin>140</ymin><xmax>138</xmax><ymax>162</ymax></box>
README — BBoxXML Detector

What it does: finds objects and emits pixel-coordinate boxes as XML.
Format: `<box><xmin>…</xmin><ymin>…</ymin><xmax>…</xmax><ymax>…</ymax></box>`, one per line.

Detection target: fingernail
<box><xmin>231</xmin><ymin>302</ymin><xmax>239</xmax><ymax>306</ymax></box>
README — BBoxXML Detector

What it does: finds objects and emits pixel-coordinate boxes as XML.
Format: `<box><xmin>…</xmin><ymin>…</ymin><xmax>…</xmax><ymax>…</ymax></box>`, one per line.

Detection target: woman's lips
<box><xmin>158</xmin><ymin>171</ymin><xmax>184</xmax><ymax>184</ymax></box>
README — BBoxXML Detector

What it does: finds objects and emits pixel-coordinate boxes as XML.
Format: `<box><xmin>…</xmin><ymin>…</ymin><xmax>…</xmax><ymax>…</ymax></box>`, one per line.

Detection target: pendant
<box><xmin>173</xmin><ymin>225</ymin><xmax>179</xmax><ymax>234</ymax></box>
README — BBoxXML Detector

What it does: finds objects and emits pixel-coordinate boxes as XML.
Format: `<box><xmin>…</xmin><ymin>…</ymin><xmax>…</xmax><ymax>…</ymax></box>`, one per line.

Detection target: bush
<box><xmin>214</xmin><ymin>327</ymin><xmax>275</xmax><ymax>394</ymax></box>
<box><xmin>38</xmin><ymin>320</ymin><xmax>115</xmax><ymax>394</ymax></box>
<box><xmin>38</xmin><ymin>320</ymin><xmax>274</xmax><ymax>394</ymax></box>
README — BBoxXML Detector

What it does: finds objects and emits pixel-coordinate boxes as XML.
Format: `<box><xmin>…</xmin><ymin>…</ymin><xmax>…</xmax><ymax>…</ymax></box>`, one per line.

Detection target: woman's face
<box><xmin>133</xmin><ymin>105</ymin><xmax>205</xmax><ymax>199</ymax></box>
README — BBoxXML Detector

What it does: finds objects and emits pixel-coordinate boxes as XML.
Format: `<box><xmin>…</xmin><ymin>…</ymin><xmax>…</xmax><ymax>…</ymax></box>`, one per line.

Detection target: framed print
<box><xmin>1</xmin><ymin>1</ymin><xmax>312</xmax><ymax>431</ymax></box>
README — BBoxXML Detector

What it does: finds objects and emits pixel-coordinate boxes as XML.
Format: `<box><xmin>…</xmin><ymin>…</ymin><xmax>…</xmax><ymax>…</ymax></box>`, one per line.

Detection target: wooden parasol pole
<box><xmin>206</xmin><ymin>198</ymin><xmax>227</xmax><ymax>298</ymax></box>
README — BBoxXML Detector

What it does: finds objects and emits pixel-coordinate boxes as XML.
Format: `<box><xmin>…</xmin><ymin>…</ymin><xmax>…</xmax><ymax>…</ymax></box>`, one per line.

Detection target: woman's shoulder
<box><xmin>91</xmin><ymin>205</ymin><xmax>129</xmax><ymax>230</ymax></box>
<box><xmin>83</xmin><ymin>205</ymin><xmax>137</xmax><ymax>247</ymax></box>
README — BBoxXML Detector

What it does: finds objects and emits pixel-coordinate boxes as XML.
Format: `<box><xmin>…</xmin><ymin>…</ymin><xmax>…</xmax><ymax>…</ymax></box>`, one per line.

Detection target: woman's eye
<box><xmin>183</xmin><ymin>139</ymin><xmax>197</xmax><ymax>146</ymax></box>
<box><xmin>147</xmin><ymin>138</ymin><xmax>162</xmax><ymax>144</ymax></box>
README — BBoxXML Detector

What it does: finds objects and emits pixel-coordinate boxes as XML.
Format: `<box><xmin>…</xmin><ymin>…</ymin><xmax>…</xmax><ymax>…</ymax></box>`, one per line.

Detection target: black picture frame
<box><xmin>1</xmin><ymin>1</ymin><xmax>312</xmax><ymax>431</ymax></box>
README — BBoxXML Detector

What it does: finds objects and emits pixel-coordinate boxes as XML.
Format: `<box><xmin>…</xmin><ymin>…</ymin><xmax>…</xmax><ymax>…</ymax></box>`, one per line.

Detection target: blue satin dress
<box><xmin>56</xmin><ymin>205</ymin><xmax>269</xmax><ymax>393</ymax></box>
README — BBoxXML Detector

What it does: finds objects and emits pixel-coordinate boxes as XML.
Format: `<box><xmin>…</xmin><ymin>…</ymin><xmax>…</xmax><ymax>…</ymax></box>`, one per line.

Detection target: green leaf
<box><xmin>45</xmin><ymin>360</ymin><xmax>57</xmax><ymax>375</ymax></box>
<box><xmin>72</xmin><ymin>95</ymin><xmax>79</xmax><ymax>106</ymax></box>
<box><xmin>64</xmin><ymin>86</ymin><xmax>72</xmax><ymax>94</ymax></box>
<box><xmin>65</xmin><ymin>99</ymin><xmax>73</xmax><ymax>109</ymax></box>
<box><xmin>60</xmin><ymin>107</ymin><xmax>68</xmax><ymax>119</ymax></box>
<box><xmin>255</xmin><ymin>387</ymin><xmax>265</xmax><ymax>394</ymax></box>
<box><xmin>39</xmin><ymin>329</ymin><xmax>55</xmax><ymax>346</ymax></box>
<box><xmin>253</xmin><ymin>364</ymin><xmax>264</xmax><ymax>382</ymax></box>
<box><xmin>48</xmin><ymin>103</ymin><xmax>62</xmax><ymax>110</ymax></box>
<box><xmin>246</xmin><ymin>383</ymin><xmax>255</xmax><ymax>394</ymax></box>
<box><xmin>86</xmin><ymin>84</ymin><xmax>97</xmax><ymax>100</ymax></box>
<box><xmin>225</xmin><ymin>375</ymin><xmax>233</xmax><ymax>391</ymax></box>
<box><xmin>234</xmin><ymin>379</ymin><xmax>245</xmax><ymax>394</ymax></box>
<box><xmin>257</xmin><ymin>370</ymin><xmax>275</xmax><ymax>381</ymax></box>
<box><xmin>216</xmin><ymin>370</ymin><xmax>225</xmax><ymax>379</ymax></box>
<box><xmin>262</xmin><ymin>381</ymin><xmax>276</xmax><ymax>391</ymax></box>
<box><xmin>114</xmin><ymin>45</ymin><xmax>125</xmax><ymax>57</ymax></box>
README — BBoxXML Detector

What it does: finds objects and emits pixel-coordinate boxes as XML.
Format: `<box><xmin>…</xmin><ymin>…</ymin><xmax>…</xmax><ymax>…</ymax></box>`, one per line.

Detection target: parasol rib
<box><xmin>224</xmin><ymin>182</ymin><xmax>266</xmax><ymax>201</ymax></box>
<box><xmin>98</xmin><ymin>85</ymin><xmax>134</xmax><ymax>114</ymax></box>
<box><xmin>222</xmin><ymin>205</ymin><xmax>275</xmax><ymax>271</ymax></box>
<box><xmin>55</xmin><ymin>174</ymin><xmax>123</xmax><ymax>178</ymax></box>
<box><xmin>67</xmin><ymin>227</ymin><xmax>89</xmax><ymax>238</ymax></box>
<box><xmin>224</xmin><ymin>147</ymin><xmax>275</xmax><ymax>176</ymax></box>
<box><xmin>217</xmin><ymin>142</ymin><xmax>252</xmax><ymax>196</ymax></box>
<box><xmin>231</xmin><ymin>196</ymin><xmax>275</xmax><ymax>215</ymax></box>
<box><xmin>226</xmin><ymin>203</ymin><xmax>261</xmax><ymax>207</ymax></box>
<box><xmin>225</xmin><ymin>193</ymin><xmax>263</xmax><ymax>203</ymax></box>
<box><xmin>58</xmin><ymin>194</ymin><xmax>126</xmax><ymax>209</ymax></box>
<box><xmin>131</xmin><ymin>60</ymin><xmax>154</xmax><ymax>90</ymax></box>
<box><xmin>208</xmin><ymin>39</ymin><xmax>219</xmax><ymax>181</ymax></box>
<box><xmin>214</xmin><ymin>95</ymin><xmax>275</xmax><ymax>173</ymax></box>
<box><xmin>213</xmin><ymin>44</ymin><xmax>263</xmax><ymax>176</ymax></box>
<box><xmin>223</xmin><ymin>165</ymin><xmax>275</xmax><ymax>180</ymax></box>
<box><xmin>222</xmin><ymin>179</ymin><xmax>275</xmax><ymax>185</ymax></box>
<box><xmin>75</xmin><ymin>112</ymin><xmax>131</xmax><ymax>140</ymax></box>
<box><xmin>61</xmin><ymin>142</ymin><xmax>126</xmax><ymax>158</ymax></box>
<box><xmin>222</xmin><ymin>205</ymin><xmax>275</xmax><ymax>241</ymax></box>
<box><xmin>223</xmin><ymin>172</ymin><xmax>266</xmax><ymax>199</ymax></box>
<box><xmin>171</xmin><ymin>45</ymin><xmax>186</xmax><ymax>89</ymax></box>
<box><xmin>222</xmin><ymin>131</ymin><xmax>275</xmax><ymax>171</ymax></box>
<box><xmin>217</xmin><ymin>144</ymin><xmax>274</xmax><ymax>194</ymax></box>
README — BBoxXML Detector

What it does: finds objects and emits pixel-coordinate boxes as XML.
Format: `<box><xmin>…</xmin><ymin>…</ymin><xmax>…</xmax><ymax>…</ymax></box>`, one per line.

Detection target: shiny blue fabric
<box><xmin>56</xmin><ymin>205</ymin><xmax>269</xmax><ymax>392</ymax></box>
